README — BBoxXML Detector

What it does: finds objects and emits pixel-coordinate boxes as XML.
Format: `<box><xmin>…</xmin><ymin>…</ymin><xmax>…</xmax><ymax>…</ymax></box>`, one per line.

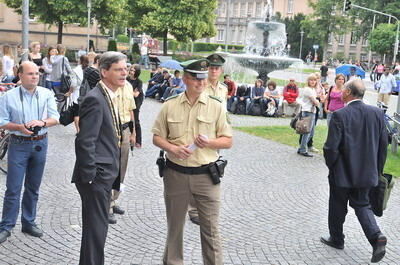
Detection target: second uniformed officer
<box><xmin>204</xmin><ymin>53</ymin><xmax>228</xmax><ymax>102</ymax></box>
<box><xmin>152</xmin><ymin>59</ymin><xmax>232</xmax><ymax>265</ymax></box>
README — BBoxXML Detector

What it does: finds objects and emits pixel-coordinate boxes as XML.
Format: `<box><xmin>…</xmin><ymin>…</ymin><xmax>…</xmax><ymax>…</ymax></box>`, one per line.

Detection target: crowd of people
<box><xmin>0</xmin><ymin>43</ymin><xmax>392</xmax><ymax>264</ymax></box>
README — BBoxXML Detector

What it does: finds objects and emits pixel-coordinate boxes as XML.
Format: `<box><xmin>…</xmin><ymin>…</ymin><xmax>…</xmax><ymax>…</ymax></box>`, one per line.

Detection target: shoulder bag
<box><xmin>60</xmin><ymin>57</ymin><xmax>72</xmax><ymax>94</ymax></box>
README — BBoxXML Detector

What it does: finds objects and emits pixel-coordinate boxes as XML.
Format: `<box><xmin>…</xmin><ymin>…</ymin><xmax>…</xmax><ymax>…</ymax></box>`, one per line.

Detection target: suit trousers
<box><xmin>110</xmin><ymin>127</ymin><xmax>130</xmax><ymax>209</ymax></box>
<box><xmin>0</xmin><ymin>136</ymin><xmax>48</xmax><ymax>231</ymax></box>
<box><xmin>163</xmin><ymin>168</ymin><xmax>222</xmax><ymax>265</ymax></box>
<box><xmin>328</xmin><ymin>184</ymin><xmax>381</xmax><ymax>244</ymax></box>
<box><xmin>76</xmin><ymin>176</ymin><xmax>114</xmax><ymax>265</ymax></box>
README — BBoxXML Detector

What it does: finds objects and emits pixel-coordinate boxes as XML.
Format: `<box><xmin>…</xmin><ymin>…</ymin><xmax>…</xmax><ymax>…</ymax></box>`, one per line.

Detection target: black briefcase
<box><xmin>369</xmin><ymin>173</ymin><xmax>395</xmax><ymax>217</ymax></box>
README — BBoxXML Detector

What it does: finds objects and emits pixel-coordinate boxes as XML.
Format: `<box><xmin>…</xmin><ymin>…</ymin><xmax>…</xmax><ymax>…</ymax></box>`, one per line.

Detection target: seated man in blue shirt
<box><xmin>0</xmin><ymin>61</ymin><xmax>59</xmax><ymax>244</ymax></box>
<box><xmin>160</xmin><ymin>70</ymin><xmax>186</xmax><ymax>101</ymax></box>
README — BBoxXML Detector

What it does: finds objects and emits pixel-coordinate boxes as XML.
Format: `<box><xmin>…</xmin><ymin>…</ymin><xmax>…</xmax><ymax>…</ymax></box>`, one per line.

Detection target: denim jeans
<box><xmin>298</xmin><ymin>111</ymin><xmax>316</xmax><ymax>153</ymax></box>
<box><xmin>0</xmin><ymin>136</ymin><xmax>48</xmax><ymax>231</ymax></box>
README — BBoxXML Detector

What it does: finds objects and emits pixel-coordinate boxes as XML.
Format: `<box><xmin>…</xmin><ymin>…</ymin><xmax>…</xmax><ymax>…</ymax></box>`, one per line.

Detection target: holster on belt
<box><xmin>208</xmin><ymin>156</ymin><xmax>228</xmax><ymax>185</ymax></box>
<box><xmin>156</xmin><ymin>150</ymin><xmax>166</xmax><ymax>178</ymax></box>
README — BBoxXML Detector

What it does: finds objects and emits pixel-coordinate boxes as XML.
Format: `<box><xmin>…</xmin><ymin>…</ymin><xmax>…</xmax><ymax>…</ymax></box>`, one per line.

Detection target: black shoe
<box><xmin>0</xmin><ymin>230</ymin><xmax>11</xmax><ymax>244</ymax></box>
<box><xmin>109</xmin><ymin>213</ymin><xmax>117</xmax><ymax>224</ymax></box>
<box><xmin>320</xmin><ymin>236</ymin><xmax>344</xmax><ymax>250</ymax></box>
<box><xmin>113</xmin><ymin>206</ymin><xmax>125</xmax><ymax>215</ymax></box>
<box><xmin>298</xmin><ymin>152</ymin><xmax>313</xmax><ymax>157</ymax></box>
<box><xmin>189</xmin><ymin>216</ymin><xmax>200</xmax><ymax>226</ymax></box>
<box><xmin>371</xmin><ymin>234</ymin><xmax>387</xmax><ymax>263</ymax></box>
<box><xmin>22</xmin><ymin>225</ymin><xmax>43</xmax><ymax>238</ymax></box>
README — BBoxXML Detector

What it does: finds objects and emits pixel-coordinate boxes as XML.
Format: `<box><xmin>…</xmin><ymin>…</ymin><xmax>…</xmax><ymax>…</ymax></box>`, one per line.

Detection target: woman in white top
<box><xmin>67</xmin><ymin>55</ymin><xmax>89</xmax><ymax>133</ymax></box>
<box><xmin>1</xmin><ymin>45</ymin><xmax>15</xmax><ymax>83</ymax></box>
<box><xmin>50</xmin><ymin>44</ymin><xmax>72</xmax><ymax>95</ymax></box>
<box><xmin>42</xmin><ymin>46</ymin><xmax>58</xmax><ymax>90</ymax></box>
<box><xmin>297</xmin><ymin>74</ymin><xmax>320</xmax><ymax>157</ymax></box>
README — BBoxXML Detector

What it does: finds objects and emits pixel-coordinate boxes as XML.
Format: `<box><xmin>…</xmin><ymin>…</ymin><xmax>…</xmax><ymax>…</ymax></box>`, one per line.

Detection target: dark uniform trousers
<box><xmin>328</xmin><ymin>184</ymin><xmax>381</xmax><ymax>245</ymax></box>
<box><xmin>76</xmin><ymin>175</ymin><xmax>115</xmax><ymax>265</ymax></box>
<box><xmin>163</xmin><ymin>167</ymin><xmax>222</xmax><ymax>265</ymax></box>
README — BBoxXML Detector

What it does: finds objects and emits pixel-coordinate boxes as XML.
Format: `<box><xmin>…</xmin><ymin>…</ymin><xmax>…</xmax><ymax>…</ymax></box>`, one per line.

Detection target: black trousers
<box><xmin>134</xmin><ymin>107</ymin><xmax>142</xmax><ymax>145</ymax></box>
<box><xmin>76</xmin><ymin>177</ymin><xmax>114</xmax><ymax>265</ymax></box>
<box><xmin>328</xmin><ymin>184</ymin><xmax>381</xmax><ymax>245</ymax></box>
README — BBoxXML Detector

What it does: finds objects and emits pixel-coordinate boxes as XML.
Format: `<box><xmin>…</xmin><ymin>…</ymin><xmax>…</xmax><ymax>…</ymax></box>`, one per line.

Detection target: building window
<box><xmin>231</xmin><ymin>29</ymin><xmax>236</xmax><ymax>44</ymax></box>
<box><xmin>238</xmin><ymin>30</ymin><xmax>243</xmax><ymax>44</ymax></box>
<box><xmin>233</xmin><ymin>3</ymin><xmax>239</xmax><ymax>17</ymax></box>
<box><xmin>362</xmin><ymin>38</ymin><xmax>368</xmax><ymax>46</ymax></box>
<box><xmin>217</xmin><ymin>29</ymin><xmax>225</xmax><ymax>42</ymax></box>
<box><xmin>350</xmin><ymin>32</ymin><xmax>357</xmax><ymax>45</ymax></box>
<box><xmin>240</xmin><ymin>3</ymin><xmax>247</xmax><ymax>17</ymax></box>
<box><xmin>256</xmin><ymin>2</ymin><xmax>262</xmax><ymax>18</ymax></box>
<box><xmin>248</xmin><ymin>3</ymin><xmax>253</xmax><ymax>17</ymax></box>
<box><xmin>287</xmin><ymin>0</ymin><xmax>294</xmax><ymax>14</ymax></box>
<box><xmin>338</xmin><ymin>35</ymin><xmax>345</xmax><ymax>45</ymax></box>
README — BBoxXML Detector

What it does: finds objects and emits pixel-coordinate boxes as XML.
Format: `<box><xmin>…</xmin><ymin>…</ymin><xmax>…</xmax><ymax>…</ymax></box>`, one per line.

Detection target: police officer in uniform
<box><xmin>204</xmin><ymin>53</ymin><xmax>228</xmax><ymax>101</ymax></box>
<box><xmin>152</xmin><ymin>59</ymin><xmax>232</xmax><ymax>265</ymax></box>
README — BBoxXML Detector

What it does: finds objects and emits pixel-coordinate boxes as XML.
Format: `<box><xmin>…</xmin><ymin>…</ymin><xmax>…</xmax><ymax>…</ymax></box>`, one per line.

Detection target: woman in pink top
<box><xmin>324</xmin><ymin>74</ymin><xmax>346</xmax><ymax>126</ymax></box>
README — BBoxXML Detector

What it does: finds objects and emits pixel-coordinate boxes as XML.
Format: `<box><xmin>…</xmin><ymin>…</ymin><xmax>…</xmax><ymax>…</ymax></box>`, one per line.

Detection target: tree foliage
<box><xmin>127</xmin><ymin>0</ymin><xmax>217</xmax><ymax>54</ymax></box>
<box><xmin>4</xmin><ymin>0</ymin><xmax>128</xmax><ymax>43</ymax></box>
<box><xmin>301</xmin><ymin>0</ymin><xmax>351</xmax><ymax>59</ymax></box>
<box><xmin>368</xmin><ymin>23</ymin><xmax>397</xmax><ymax>56</ymax></box>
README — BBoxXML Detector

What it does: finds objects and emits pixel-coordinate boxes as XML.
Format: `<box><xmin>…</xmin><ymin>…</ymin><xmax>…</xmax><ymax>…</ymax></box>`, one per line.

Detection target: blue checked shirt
<box><xmin>0</xmin><ymin>86</ymin><xmax>59</xmax><ymax>136</ymax></box>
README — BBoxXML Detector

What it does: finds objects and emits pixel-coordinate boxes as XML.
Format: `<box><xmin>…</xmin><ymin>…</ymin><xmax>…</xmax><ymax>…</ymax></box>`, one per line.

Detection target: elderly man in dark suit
<box><xmin>72</xmin><ymin>52</ymin><xmax>127</xmax><ymax>265</ymax></box>
<box><xmin>322</xmin><ymin>79</ymin><xmax>388</xmax><ymax>263</ymax></box>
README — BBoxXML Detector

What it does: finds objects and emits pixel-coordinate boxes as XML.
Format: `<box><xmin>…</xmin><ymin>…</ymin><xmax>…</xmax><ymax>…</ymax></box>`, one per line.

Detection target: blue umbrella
<box><xmin>160</xmin><ymin>59</ymin><xmax>183</xmax><ymax>70</ymax></box>
<box><xmin>335</xmin><ymin>64</ymin><xmax>365</xmax><ymax>79</ymax></box>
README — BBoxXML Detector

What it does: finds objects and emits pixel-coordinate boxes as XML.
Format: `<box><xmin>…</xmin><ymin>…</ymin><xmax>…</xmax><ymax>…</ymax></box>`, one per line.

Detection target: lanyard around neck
<box><xmin>19</xmin><ymin>86</ymin><xmax>40</xmax><ymax>124</ymax></box>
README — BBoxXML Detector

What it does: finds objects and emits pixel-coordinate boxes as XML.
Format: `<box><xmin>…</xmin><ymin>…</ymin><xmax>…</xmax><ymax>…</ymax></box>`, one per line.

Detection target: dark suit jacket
<box><xmin>323</xmin><ymin>100</ymin><xmax>388</xmax><ymax>188</ymax></box>
<box><xmin>72</xmin><ymin>84</ymin><xmax>120</xmax><ymax>185</ymax></box>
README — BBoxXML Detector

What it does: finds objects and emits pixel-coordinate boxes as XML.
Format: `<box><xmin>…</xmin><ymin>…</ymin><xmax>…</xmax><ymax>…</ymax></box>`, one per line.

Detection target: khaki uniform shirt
<box><xmin>205</xmin><ymin>81</ymin><xmax>228</xmax><ymax>107</ymax></box>
<box><xmin>152</xmin><ymin>92</ymin><xmax>232</xmax><ymax>167</ymax></box>
<box><xmin>114</xmin><ymin>81</ymin><xmax>136</xmax><ymax>124</ymax></box>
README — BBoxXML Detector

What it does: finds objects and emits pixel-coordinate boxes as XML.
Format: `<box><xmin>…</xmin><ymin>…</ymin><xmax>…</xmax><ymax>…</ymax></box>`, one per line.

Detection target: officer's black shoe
<box><xmin>320</xmin><ymin>236</ymin><xmax>344</xmax><ymax>250</ymax></box>
<box><xmin>0</xmin><ymin>230</ymin><xmax>11</xmax><ymax>244</ymax></box>
<box><xmin>371</xmin><ymin>234</ymin><xmax>387</xmax><ymax>263</ymax></box>
<box><xmin>113</xmin><ymin>206</ymin><xmax>125</xmax><ymax>215</ymax></box>
<box><xmin>22</xmin><ymin>224</ymin><xmax>43</xmax><ymax>238</ymax></box>
<box><xmin>109</xmin><ymin>213</ymin><xmax>117</xmax><ymax>225</ymax></box>
<box><xmin>189</xmin><ymin>216</ymin><xmax>200</xmax><ymax>226</ymax></box>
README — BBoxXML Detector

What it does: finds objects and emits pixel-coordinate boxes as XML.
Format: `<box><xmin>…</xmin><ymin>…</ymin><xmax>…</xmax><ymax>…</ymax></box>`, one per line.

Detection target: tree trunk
<box><xmin>57</xmin><ymin>21</ymin><xmax>63</xmax><ymax>44</ymax></box>
<box><xmin>163</xmin><ymin>30</ymin><xmax>168</xmax><ymax>55</ymax></box>
<box><xmin>322</xmin><ymin>39</ymin><xmax>328</xmax><ymax>62</ymax></box>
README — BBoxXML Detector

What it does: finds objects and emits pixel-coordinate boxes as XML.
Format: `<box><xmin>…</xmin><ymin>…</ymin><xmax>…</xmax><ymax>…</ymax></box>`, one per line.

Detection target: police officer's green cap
<box><xmin>206</xmin><ymin>54</ymin><xmax>225</xmax><ymax>66</ymax></box>
<box><xmin>180</xmin><ymin>59</ymin><xmax>210</xmax><ymax>79</ymax></box>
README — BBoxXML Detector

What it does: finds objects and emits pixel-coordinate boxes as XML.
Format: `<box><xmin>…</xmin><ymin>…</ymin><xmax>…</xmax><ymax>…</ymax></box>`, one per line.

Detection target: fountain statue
<box><xmin>219</xmin><ymin>0</ymin><xmax>302</xmax><ymax>83</ymax></box>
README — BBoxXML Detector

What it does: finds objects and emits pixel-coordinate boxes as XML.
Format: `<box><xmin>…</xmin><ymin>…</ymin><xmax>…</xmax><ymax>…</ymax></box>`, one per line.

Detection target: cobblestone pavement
<box><xmin>0</xmin><ymin>98</ymin><xmax>399</xmax><ymax>265</ymax></box>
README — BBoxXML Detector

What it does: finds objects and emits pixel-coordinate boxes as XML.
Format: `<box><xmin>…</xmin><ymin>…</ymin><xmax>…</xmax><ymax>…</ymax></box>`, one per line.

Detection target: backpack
<box><xmin>264</xmin><ymin>101</ymin><xmax>277</xmax><ymax>117</ymax></box>
<box><xmin>235</xmin><ymin>101</ymin><xmax>246</xmax><ymax>115</ymax></box>
<box><xmin>249</xmin><ymin>103</ymin><xmax>262</xmax><ymax>116</ymax></box>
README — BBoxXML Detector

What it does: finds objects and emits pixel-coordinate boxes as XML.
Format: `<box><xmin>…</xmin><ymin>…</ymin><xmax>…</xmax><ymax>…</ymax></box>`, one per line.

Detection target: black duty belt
<box><xmin>11</xmin><ymin>133</ymin><xmax>47</xmax><ymax>141</ymax></box>
<box><xmin>166</xmin><ymin>159</ymin><xmax>209</xmax><ymax>175</ymax></box>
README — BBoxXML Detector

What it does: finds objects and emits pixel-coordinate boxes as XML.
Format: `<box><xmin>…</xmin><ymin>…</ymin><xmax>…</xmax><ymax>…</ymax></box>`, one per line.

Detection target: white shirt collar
<box><xmin>99</xmin><ymin>81</ymin><xmax>117</xmax><ymax>100</ymax></box>
<box><xmin>347</xmin><ymin>99</ymin><xmax>362</xmax><ymax>105</ymax></box>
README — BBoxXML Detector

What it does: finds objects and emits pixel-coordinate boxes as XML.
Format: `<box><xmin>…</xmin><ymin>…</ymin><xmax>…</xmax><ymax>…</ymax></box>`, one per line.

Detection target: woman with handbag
<box><xmin>297</xmin><ymin>74</ymin><xmax>320</xmax><ymax>157</ymax></box>
<box><xmin>50</xmin><ymin>44</ymin><xmax>72</xmax><ymax>98</ymax></box>
<box><xmin>324</xmin><ymin>74</ymin><xmax>345</xmax><ymax>126</ymax></box>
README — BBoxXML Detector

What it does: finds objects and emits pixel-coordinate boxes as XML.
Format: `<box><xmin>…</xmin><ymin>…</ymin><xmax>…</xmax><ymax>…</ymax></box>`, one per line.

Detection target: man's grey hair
<box><xmin>98</xmin><ymin>51</ymin><xmax>127</xmax><ymax>74</ymax></box>
<box><xmin>345</xmin><ymin>79</ymin><xmax>365</xmax><ymax>99</ymax></box>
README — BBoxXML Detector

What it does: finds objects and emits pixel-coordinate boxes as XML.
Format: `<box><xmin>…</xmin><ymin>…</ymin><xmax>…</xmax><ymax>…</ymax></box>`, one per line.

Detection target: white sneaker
<box><xmin>309</xmin><ymin>146</ymin><xmax>319</xmax><ymax>153</ymax></box>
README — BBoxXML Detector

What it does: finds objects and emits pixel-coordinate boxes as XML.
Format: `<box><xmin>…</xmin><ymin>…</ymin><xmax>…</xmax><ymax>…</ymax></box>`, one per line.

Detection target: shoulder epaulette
<box><xmin>165</xmin><ymin>94</ymin><xmax>179</xmax><ymax>101</ymax></box>
<box><xmin>209</xmin><ymin>95</ymin><xmax>223</xmax><ymax>103</ymax></box>
<box><xmin>219</xmin><ymin>82</ymin><xmax>227</xmax><ymax>88</ymax></box>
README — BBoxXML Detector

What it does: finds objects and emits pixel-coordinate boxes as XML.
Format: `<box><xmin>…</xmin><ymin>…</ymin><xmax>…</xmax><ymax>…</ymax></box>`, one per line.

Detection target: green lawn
<box><xmin>235</xmin><ymin>125</ymin><xmax>400</xmax><ymax>177</ymax></box>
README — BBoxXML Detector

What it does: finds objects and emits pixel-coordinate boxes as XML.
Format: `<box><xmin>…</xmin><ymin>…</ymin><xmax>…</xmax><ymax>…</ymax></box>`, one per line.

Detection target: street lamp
<box><xmin>87</xmin><ymin>0</ymin><xmax>91</xmax><ymax>52</ymax></box>
<box><xmin>299</xmin><ymin>31</ymin><xmax>304</xmax><ymax>59</ymax></box>
<box><xmin>21</xmin><ymin>0</ymin><xmax>29</xmax><ymax>62</ymax></box>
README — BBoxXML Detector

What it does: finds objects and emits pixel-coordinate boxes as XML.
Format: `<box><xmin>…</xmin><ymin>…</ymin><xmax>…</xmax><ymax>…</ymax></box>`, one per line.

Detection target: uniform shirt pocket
<box><xmin>197</xmin><ymin>116</ymin><xmax>215</xmax><ymax>137</ymax></box>
<box><xmin>167</xmin><ymin>118</ymin><xmax>184</xmax><ymax>139</ymax></box>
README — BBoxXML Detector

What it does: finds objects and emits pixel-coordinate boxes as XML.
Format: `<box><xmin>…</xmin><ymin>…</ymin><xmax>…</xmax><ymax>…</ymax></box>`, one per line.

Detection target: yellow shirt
<box><xmin>205</xmin><ymin>81</ymin><xmax>228</xmax><ymax>101</ymax></box>
<box><xmin>152</xmin><ymin>92</ymin><xmax>232</xmax><ymax>167</ymax></box>
<box><xmin>114</xmin><ymin>81</ymin><xmax>136</xmax><ymax>124</ymax></box>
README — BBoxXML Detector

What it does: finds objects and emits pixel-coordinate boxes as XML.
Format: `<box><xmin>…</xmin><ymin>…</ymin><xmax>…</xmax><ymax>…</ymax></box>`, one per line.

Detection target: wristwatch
<box><xmin>41</xmin><ymin>120</ymin><xmax>47</xmax><ymax>128</ymax></box>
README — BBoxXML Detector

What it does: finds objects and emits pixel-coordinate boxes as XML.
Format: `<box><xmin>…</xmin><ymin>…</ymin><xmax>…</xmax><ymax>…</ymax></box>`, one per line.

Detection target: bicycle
<box><xmin>377</xmin><ymin>102</ymin><xmax>400</xmax><ymax>147</ymax></box>
<box><xmin>0</xmin><ymin>129</ymin><xmax>9</xmax><ymax>174</ymax></box>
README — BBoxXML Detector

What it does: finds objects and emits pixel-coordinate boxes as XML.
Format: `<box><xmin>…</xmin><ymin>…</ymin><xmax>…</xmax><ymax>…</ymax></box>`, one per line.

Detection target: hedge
<box><xmin>108</xmin><ymin>39</ymin><xmax>117</xmax><ymax>51</ymax></box>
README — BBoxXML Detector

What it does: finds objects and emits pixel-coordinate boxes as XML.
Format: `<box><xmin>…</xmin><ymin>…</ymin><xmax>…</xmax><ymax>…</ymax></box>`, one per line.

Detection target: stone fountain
<box><xmin>219</xmin><ymin>0</ymin><xmax>302</xmax><ymax>83</ymax></box>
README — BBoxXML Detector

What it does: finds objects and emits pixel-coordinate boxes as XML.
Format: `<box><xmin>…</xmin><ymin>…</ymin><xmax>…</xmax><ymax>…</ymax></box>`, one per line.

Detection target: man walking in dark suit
<box><xmin>322</xmin><ymin>79</ymin><xmax>388</xmax><ymax>263</ymax></box>
<box><xmin>72</xmin><ymin>52</ymin><xmax>127</xmax><ymax>265</ymax></box>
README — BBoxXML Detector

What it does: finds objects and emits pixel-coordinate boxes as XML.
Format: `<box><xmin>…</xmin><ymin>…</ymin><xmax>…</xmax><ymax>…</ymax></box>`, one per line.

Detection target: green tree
<box><xmin>368</xmin><ymin>23</ymin><xmax>397</xmax><ymax>57</ymax></box>
<box><xmin>107</xmin><ymin>39</ymin><xmax>117</xmax><ymax>51</ymax></box>
<box><xmin>4</xmin><ymin>0</ymin><xmax>128</xmax><ymax>44</ymax></box>
<box><xmin>301</xmin><ymin>0</ymin><xmax>352</xmax><ymax>60</ymax></box>
<box><xmin>127</xmin><ymin>0</ymin><xmax>217</xmax><ymax>55</ymax></box>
